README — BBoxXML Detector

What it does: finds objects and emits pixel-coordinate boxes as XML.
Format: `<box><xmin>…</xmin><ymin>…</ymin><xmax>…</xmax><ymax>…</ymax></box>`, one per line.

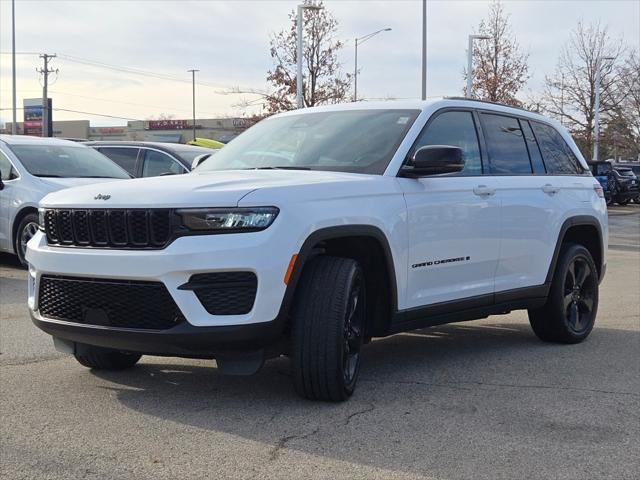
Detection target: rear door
<box><xmin>398</xmin><ymin>109</ymin><xmax>501</xmax><ymax>308</ymax></box>
<box><xmin>480</xmin><ymin>113</ymin><xmax>566</xmax><ymax>294</ymax></box>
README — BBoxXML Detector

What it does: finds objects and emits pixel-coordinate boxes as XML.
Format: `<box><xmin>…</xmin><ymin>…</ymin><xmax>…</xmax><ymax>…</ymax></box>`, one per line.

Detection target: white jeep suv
<box><xmin>26</xmin><ymin>98</ymin><xmax>607</xmax><ymax>401</ymax></box>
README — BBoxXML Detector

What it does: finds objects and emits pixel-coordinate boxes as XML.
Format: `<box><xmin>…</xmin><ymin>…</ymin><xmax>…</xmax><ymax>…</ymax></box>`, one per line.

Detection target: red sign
<box><xmin>147</xmin><ymin>119</ymin><xmax>190</xmax><ymax>130</ymax></box>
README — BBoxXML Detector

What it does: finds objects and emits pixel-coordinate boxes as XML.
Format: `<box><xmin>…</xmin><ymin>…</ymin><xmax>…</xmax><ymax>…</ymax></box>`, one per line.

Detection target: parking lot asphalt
<box><xmin>1</xmin><ymin>206</ymin><xmax>639</xmax><ymax>480</ymax></box>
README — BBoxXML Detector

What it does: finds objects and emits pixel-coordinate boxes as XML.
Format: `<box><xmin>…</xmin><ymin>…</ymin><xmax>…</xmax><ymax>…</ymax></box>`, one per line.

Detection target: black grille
<box><xmin>43</xmin><ymin>209</ymin><xmax>174</xmax><ymax>249</ymax></box>
<box><xmin>182</xmin><ymin>272</ymin><xmax>257</xmax><ymax>315</ymax></box>
<box><xmin>38</xmin><ymin>275</ymin><xmax>185</xmax><ymax>330</ymax></box>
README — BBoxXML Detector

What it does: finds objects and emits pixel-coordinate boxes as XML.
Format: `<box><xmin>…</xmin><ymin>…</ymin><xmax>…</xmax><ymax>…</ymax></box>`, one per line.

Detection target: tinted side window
<box><xmin>142</xmin><ymin>150</ymin><xmax>185</xmax><ymax>177</ymax></box>
<box><xmin>98</xmin><ymin>147</ymin><xmax>139</xmax><ymax>175</ymax></box>
<box><xmin>530</xmin><ymin>122</ymin><xmax>581</xmax><ymax>174</ymax></box>
<box><xmin>480</xmin><ymin>113</ymin><xmax>532</xmax><ymax>174</ymax></box>
<box><xmin>0</xmin><ymin>151</ymin><xmax>18</xmax><ymax>180</ymax></box>
<box><xmin>521</xmin><ymin>121</ymin><xmax>546</xmax><ymax>174</ymax></box>
<box><xmin>412</xmin><ymin>111</ymin><xmax>482</xmax><ymax>175</ymax></box>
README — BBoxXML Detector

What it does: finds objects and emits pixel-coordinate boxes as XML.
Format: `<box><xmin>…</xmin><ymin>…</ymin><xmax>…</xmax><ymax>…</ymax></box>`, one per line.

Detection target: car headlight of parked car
<box><xmin>176</xmin><ymin>207</ymin><xmax>279</xmax><ymax>233</ymax></box>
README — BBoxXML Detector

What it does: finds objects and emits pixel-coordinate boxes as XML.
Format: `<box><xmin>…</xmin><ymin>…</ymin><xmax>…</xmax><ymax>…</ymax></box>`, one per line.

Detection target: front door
<box><xmin>397</xmin><ymin>110</ymin><xmax>501</xmax><ymax>309</ymax></box>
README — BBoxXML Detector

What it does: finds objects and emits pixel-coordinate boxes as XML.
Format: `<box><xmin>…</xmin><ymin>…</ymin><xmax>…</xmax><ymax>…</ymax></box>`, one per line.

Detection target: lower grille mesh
<box><xmin>186</xmin><ymin>272</ymin><xmax>257</xmax><ymax>315</ymax></box>
<box><xmin>38</xmin><ymin>275</ymin><xmax>185</xmax><ymax>330</ymax></box>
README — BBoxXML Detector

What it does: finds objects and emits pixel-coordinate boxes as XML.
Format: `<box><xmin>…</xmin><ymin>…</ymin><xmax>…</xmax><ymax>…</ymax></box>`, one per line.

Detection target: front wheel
<box><xmin>528</xmin><ymin>243</ymin><xmax>599</xmax><ymax>344</ymax></box>
<box><xmin>615</xmin><ymin>196</ymin><xmax>630</xmax><ymax>206</ymax></box>
<box><xmin>15</xmin><ymin>213</ymin><xmax>39</xmax><ymax>267</ymax></box>
<box><xmin>291</xmin><ymin>256</ymin><xmax>365</xmax><ymax>402</ymax></box>
<box><xmin>74</xmin><ymin>343</ymin><xmax>141</xmax><ymax>370</ymax></box>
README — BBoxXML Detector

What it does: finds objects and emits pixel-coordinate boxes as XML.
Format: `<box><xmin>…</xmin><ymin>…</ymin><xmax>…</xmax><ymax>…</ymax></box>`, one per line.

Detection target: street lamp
<box><xmin>296</xmin><ymin>3</ymin><xmax>323</xmax><ymax>109</ymax></box>
<box><xmin>466</xmin><ymin>34</ymin><xmax>491</xmax><ymax>98</ymax></box>
<box><xmin>353</xmin><ymin>28</ymin><xmax>391</xmax><ymax>101</ymax></box>
<box><xmin>593</xmin><ymin>56</ymin><xmax>615</xmax><ymax>162</ymax></box>
<box><xmin>11</xmin><ymin>0</ymin><xmax>17</xmax><ymax>134</ymax></box>
<box><xmin>188</xmin><ymin>69</ymin><xmax>199</xmax><ymax>141</ymax></box>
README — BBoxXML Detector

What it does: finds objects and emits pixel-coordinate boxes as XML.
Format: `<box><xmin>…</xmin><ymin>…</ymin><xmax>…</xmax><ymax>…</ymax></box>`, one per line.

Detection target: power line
<box><xmin>0</xmin><ymin>107</ymin><xmax>141</xmax><ymax>121</ymax></box>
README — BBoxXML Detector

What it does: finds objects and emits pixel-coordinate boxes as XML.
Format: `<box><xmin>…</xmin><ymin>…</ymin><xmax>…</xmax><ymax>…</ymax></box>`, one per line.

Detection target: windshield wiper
<box><xmin>75</xmin><ymin>175</ymin><xmax>117</xmax><ymax>178</ymax></box>
<box><xmin>34</xmin><ymin>174</ymin><xmax>63</xmax><ymax>178</ymax></box>
<box><xmin>251</xmin><ymin>166</ymin><xmax>311</xmax><ymax>171</ymax></box>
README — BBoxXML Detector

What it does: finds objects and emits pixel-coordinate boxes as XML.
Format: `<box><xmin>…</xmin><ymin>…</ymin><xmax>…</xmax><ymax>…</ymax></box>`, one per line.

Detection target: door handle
<box><xmin>542</xmin><ymin>184</ymin><xmax>560</xmax><ymax>195</ymax></box>
<box><xmin>473</xmin><ymin>185</ymin><xmax>496</xmax><ymax>196</ymax></box>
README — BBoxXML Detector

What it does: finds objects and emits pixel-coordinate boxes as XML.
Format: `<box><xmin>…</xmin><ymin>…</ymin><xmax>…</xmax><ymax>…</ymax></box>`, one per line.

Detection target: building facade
<box><xmin>2</xmin><ymin>117</ymin><xmax>252</xmax><ymax>144</ymax></box>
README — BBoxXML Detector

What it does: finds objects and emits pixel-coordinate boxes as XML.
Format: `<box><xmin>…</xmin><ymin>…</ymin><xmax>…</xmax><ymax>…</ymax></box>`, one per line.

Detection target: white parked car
<box><xmin>0</xmin><ymin>135</ymin><xmax>130</xmax><ymax>265</ymax></box>
<box><xmin>26</xmin><ymin>98</ymin><xmax>608</xmax><ymax>401</ymax></box>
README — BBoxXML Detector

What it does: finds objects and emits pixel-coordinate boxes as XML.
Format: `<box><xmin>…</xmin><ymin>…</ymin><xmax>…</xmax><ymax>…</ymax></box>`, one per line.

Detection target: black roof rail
<box><xmin>443</xmin><ymin>96</ymin><xmax>531</xmax><ymax>113</ymax></box>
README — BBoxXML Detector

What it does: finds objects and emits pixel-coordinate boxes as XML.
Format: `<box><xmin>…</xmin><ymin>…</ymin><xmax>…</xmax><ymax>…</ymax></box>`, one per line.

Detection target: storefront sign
<box><xmin>147</xmin><ymin>119</ymin><xmax>190</xmax><ymax>130</ymax></box>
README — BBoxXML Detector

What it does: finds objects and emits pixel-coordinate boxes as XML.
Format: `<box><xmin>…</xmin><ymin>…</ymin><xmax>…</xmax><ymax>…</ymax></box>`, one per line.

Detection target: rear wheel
<box><xmin>15</xmin><ymin>213</ymin><xmax>39</xmax><ymax>267</ymax></box>
<box><xmin>528</xmin><ymin>243</ymin><xmax>598</xmax><ymax>344</ymax></box>
<box><xmin>615</xmin><ymin>196</ymin><xmax>629</xmax><ymax>206</ymax></box>
<box><xmin>74</xmin><ymin>344</ymin><xmax>141</xmax><ymax>370</ymax></box>
<box><xmin>291</xmin><ymin>256</ymin><xmax>365</xmax><ymax>402</ymax></box>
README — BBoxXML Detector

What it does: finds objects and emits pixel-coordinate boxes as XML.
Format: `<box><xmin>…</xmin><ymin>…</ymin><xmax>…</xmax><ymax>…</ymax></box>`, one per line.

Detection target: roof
<box><xmin>274</xmin><ymin>97</ymin><xmax>550</xmax><ymax>123</ymax></box>
<box><xmin>83</xmin><ymin>140</ymin><xmax>213</xmax><ymax>153</ymax></box>
<box><xmin>0</xmin><ymin>135</ymin><xmax>89</xmax><ymax>147</ymax></box>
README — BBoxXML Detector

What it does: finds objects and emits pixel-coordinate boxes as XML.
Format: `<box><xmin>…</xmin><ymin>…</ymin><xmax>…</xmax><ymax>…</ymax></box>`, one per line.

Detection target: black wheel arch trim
<box><xmin>12</xmin><ymin>206</ymin><xmax>39</xmax><ymax>255</ymax></box>
<box><xmin>544</xmin><ymin>215</ymin><xmax>605</xmax><ymax>285</ymax></box>
<box><xmin>276</xmin><ymin>225</ymin><xmax>399</xmax><ymax>323</ymax></box>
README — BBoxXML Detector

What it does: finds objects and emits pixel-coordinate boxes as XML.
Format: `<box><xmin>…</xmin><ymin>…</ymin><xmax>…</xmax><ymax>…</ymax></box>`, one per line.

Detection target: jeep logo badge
<box><xmin>94</xmin><ymin>194</ymin><xmax>111</xmax><ymax>201</ymax></box>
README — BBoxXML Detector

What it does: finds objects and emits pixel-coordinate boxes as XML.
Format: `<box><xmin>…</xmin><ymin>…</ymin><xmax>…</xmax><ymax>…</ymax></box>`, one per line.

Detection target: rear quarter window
<box><xmin>530</xmin><ymin>122</ymin><xmax>582</xmax><ymax>175</ymax></box>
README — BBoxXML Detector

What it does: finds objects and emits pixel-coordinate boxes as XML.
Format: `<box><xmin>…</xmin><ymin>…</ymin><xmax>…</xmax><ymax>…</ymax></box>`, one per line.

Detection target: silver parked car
<box><xmin>0</xmin><ymin>135</ymin><xmax>130</xmax><ymax>265</ymax></box>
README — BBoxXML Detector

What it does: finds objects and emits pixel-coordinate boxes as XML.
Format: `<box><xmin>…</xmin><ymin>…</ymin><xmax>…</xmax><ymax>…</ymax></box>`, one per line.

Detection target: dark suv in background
<box><xmin>84</xmin><ymin>141</ymin><xmax>216</xmax><ymax>178</ymax></box>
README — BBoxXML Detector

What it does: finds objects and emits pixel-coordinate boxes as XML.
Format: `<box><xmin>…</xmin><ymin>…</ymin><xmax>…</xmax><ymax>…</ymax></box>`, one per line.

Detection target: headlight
<box><xmin>176</xmin><ymin>207</ymin><xmax>279</xmax><ymax>233</ymax></box>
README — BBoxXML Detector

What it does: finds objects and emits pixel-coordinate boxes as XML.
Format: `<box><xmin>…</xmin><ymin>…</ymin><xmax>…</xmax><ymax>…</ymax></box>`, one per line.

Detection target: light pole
<box><xmin>188</xmin><ymin>69</ymin><xmax>199</xmax><ymax>141</ymax></box>
<box><xmin>11</xmin><ymin>0</ymin><xmax>17</xmax><ymax>134</ymax></box>
<box><xmin>296</xmin><ymin>3</ymin><xmax>323</xmax><ymax>109</ymax></box>
<box><xmin>466</xmin><ymin>34</ymin><xmax>491</xmax><ymax>98</ymax></box>
<box><xmin>593</xmin><ymin>56</ymin><xmax>614</xmax><ymax>162</ymax></box>
<box><xmin>354</xmin><ymin>28</ymin><xmax>391</xmax><ymax>101</ymax></box>
<box><xmin>552</xmin><ymin>73</ymin><xmax>565</xmax><ymax>126</ymax></box>
<box><xmin>421</xmin><ymin>0</ymin><xmax>427</xmax><ymax>100</ymax></box>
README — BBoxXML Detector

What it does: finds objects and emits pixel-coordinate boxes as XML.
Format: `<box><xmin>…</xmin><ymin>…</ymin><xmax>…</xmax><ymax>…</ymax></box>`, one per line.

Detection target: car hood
<box><xmin>38</xmin><ymin>176</ymin><xmax>123</xmax><ymax>190</ymax></box>
<box><xmin>39</xmin><ymin>169</ymin><xmax>382</xmax><ymax>208</ymax></box>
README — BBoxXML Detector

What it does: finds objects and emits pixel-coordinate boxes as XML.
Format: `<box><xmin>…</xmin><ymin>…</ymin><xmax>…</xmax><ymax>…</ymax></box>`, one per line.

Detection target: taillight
<box><xmin>593</xmin><ymin>183</ymin><xmax>605</xmax><ymax>198</ymax></box>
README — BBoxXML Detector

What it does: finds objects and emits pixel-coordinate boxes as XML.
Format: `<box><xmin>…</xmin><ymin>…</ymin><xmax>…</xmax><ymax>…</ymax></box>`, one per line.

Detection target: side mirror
<box><xmin>191</xmin><ymin>153</ymin><xmax>212</xmax><ymax>170</ymax></box>
<box><xmin>401</xmin><ymin>145</ymin><xmax>465</xmax><ymax>177</ymax></box>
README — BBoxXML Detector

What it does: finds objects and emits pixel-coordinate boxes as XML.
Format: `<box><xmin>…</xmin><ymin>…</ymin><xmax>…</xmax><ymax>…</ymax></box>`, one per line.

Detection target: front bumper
<box><xmin>30</xmin><ymin>309</ymin><xmax>284</xmax><ymax>357</ymax></box>
<box><xmin>26</xmin><ymin>228</ymin><xmax>298</xmax><ymax>355</ymax></box>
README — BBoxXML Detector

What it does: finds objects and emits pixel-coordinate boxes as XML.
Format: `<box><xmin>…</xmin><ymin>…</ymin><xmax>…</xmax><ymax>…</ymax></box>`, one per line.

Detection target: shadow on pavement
<box><xmin>91</xmin><ymin>321</ymin><xmax>639</xmax><ymax>478</ymax></box>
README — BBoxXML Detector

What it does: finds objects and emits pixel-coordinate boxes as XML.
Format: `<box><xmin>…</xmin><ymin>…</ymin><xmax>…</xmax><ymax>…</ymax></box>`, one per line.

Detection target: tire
<box><xmin>605</xmin><ymin>194</ymin><xmax>614</xmax><ymax>206</ymax></box>
<box><xmin>74</xmin><ymin>344</ymin><xmax>141</xmax><ymax>370</ymax></box>
<box><xmin>528</xmin><ymin>243</ymin><xmax>599</xmax><ymax>344</ymax></box>
<box><xmin>616</xmin><ymin>197</ymin><xmax>629</xmax><ymax>206</ymax></box>
<box><xmin>291</xmin><ymin>256</ymin><xmax>366</xmax><ymax>402</ymax></box>
<box><xmin>15</xmin><ymin>213</ymin><xmax>39</xmax><ymax>267</ymax></box>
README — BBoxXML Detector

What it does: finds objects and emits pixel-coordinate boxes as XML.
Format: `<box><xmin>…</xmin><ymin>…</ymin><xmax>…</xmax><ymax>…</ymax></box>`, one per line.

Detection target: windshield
<box><xmin>616</xmin><ymin>168</ymin><xmax>635</xmax><ymax>177</ymax></box>
<box><xmin>197</xmin><ymin>109</ymin><xmax>420</xmax><ymax>175</ymax></box>
<box><xmin>10</xmin><ymin>144</ymin><xmax>130</xmax><ymax>178</ymax></box>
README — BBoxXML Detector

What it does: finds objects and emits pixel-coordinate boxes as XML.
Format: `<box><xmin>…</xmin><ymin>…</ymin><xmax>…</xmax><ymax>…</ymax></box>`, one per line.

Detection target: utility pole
<box><xmin>37</xmin><ymin>54</ymin><xmax>57</xmax><ymax>137</ymax></box>
<box><xmin>188</xmin><ymin>69</ymin><xmax>199</xmax><ymax>141</ymax></box>
<box><xmin>11</xmin><ymin>0</ymin><xmax>17</xmax><ymax>134</ymax></box>
<box><xmin>421</xmin><ymin>0</ymin><xmax>427</xmax><ymax>100</ymax></box>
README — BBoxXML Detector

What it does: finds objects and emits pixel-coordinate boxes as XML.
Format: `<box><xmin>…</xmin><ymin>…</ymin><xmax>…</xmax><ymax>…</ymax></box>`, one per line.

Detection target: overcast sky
<box><xmin>0</xmin><ymin>0</ymin><xmax>638</xmax><ymax>127</ymax></box>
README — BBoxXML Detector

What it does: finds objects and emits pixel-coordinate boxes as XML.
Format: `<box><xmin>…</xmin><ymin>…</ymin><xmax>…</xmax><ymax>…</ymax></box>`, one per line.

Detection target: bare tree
<box><xmin>541</xmin><ymin>21</ymin><xmax>625</xmax><ymax>159</ymax></box>
<box><xmin>465</xmin><ymin>0</ymin><xmax>529</xmax><ymax>105</ymax></box>
<box><xmin>264</xmin><ymin>0</ymin><xmax>351</xmax><ymax>113</ymax></box>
